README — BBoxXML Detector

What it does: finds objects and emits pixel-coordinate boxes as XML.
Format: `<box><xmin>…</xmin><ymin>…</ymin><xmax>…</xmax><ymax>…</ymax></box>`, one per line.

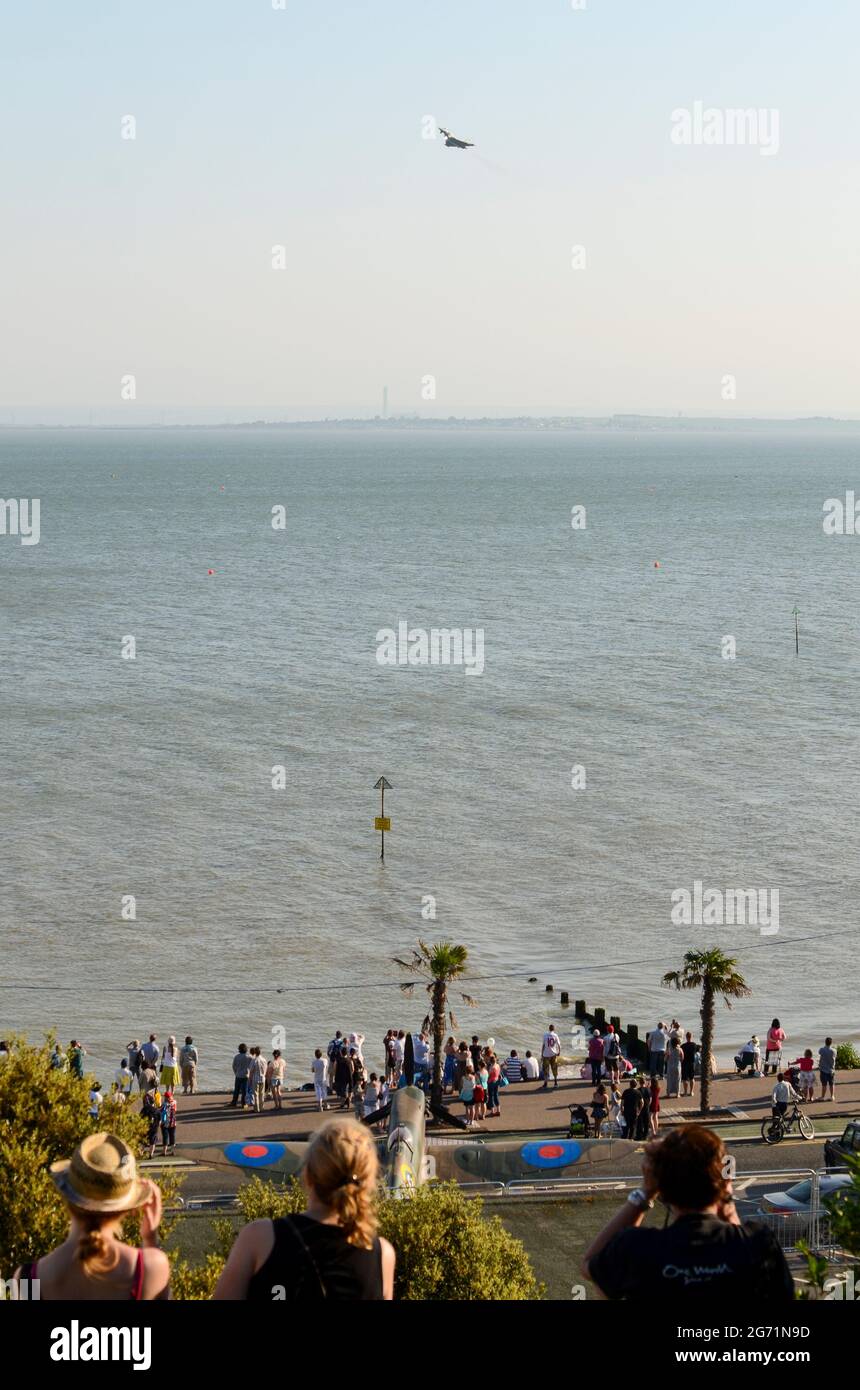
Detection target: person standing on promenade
<box><xmin>587</xmin><ymin>1029</ymin><xmax>605</xmax><ymax>1085</ymax></box>
<box><xmin>13</xmin><ymin>1133</ymin><xmax>170</xmax><ymax>1302</ymax></box>
<box><xmin>764</xmin><ymin>1018</ymin><xmax>786</xmax><ymax>1076</ymax></box>
<box><xmin>649</xmin><ymin>1078</ymin><xmax>661</xmax><ymax>1135</ymax></box>
<box><xmin>140</xmin><ymin>1034</ymin><xmax>159</xmax><ymax>1073</ymax></box>
<box><xmin>139</xmin><ymin>1057</ymin><xmax>157</xmax><ymax>1095</ymax></box>
<box><xmin>442</xmin><ymin>1036</ymin><xmax>458</xmax><ymax>1093</ymax></box>
<box><xmin>250</xmin><ymin>1048</ymin><xmax>266</xmax><ymax>1113</ymax></box>
<box><xmin>384</xmin><ymin>1031</ymin><xmax>397</xmax><ymax>1084</ymax></box>
<box><xmin>582</xmin><ymin>1127</ymin><xmax>794</xmax><ymax>1301</ymax></box>
<box><xmin>363</xmin><ymin>1071</ymin><xmax>382</xmax><ymax>1123</ymax></box>
<box><xmin>620</xmin><ymin>1076</ymin><xmax>641</xmax><ymax>1139</ymax></box>
<box><xmin>818</xmin><ymin>1036</ymin><xmax>837</xmax><ymax>1101</ymax></box>
<box><xmin>541</xmin><ymin>1024</ymin><xmax>562</xmax><ymax>1090</ymax></box>
<box><xmin>334</xmin><ymin>1046</ymin><xmax>352</xmax><ymax>1110</ymax></box>
<box><xmin>160</xmin><ymin>1089</ymin><xmax>177</xmax><ymax>1155</ymax></box>
<box><xmin>230</xmin><ymin>1044</ymin><xmax>250</xmax><ymax>1107</ymax></box>
<box><xmin>69</xmin><ymin>1040</ymin><xmax>87</xmax><ymax>1079</ymax></box>
<box><xmin>460</xmin><ymin>1067</ymin><xmax>476</xmax><ymax>1126</ymax></box>
<box><xmin>269</xmin><ymin>1049</ymin><xmax>286</xmax><ymax>1110</ymax></box>
<box><xmin>665</xmin><ymin>1036</ymin><xmax>682</xmax><ymax>1098</ymax></box>
<box><xmin>88</xmin><ymin>1081</ymin><xmax>103</xmax><ymax>1120</ymax></box>
<box><xmin>327</xmin><ymin>1031</ymin><xmax>345</xmax><ymax>1089</ymax></box>
<box><xmin>603</xmin><ymin>1026</ymin><xmax>621</xmax><ymax>1086</ymax></box>
<box><xmin>312</xmin><ymin>1049</ymin><xmax>329</xmax><ymax>1111</ymax></box>
<box><xmin>590</xmin><ymin>1082</ymin><xmax>609</xmax><ymax>1137</ymax></box>
<box><xmin>50</xmin><ymin>1043</ymin><xmax>66</xmax><ymax>1072</ymax></box>
<box><xmin>126</xmin><ymin>1040</ymin><xmax>141</xmax><ymax>1085</ymax></box>
<box><xmin>680</xmin><ymin>1032</ymin><xmax>699</xmax><ymax>1097</ymax></box>
<box><xmin>114</xmin><ymin>1057</ymin><xmax>134</xmax><ymax>1099</ymax></box>
<box><xmin>179</xmin><ymin>1036</ymin><xmax>198</xmax><ymax>1094</ymax></box>
<box><xmin>791</xmin><ymin>1049</ymin><xmax>815</xmax><ymax>1101</ymax></box>
<box><xmin>141</xmin><ymin>1084</ymin><xmax>161</xmax><ymax>1158</ymax></box>
<box><xmin>635</xmin><ymin>1075</ymin><xmax>651</xmax><ymax>1140</ymax></box>
<box><xmin>159</xmin><ymin>1037</ymin><xmax>180</xmax><ymax>1092</ymax></box>
<box><xmin>487</xmin><ymin>1054</ymin><xmax>502</xmax><ymax>1117</ymax></box>
<box><xmin>214</xmin><ymin>1118</ymin><xmax>395</xmax><ymax>1300</ymax></box>
<box><xmin>454</xmin><ymin>1040</ymin><xmax>470</xmax><ymax>1093</ymax></box>
<box><xmin>647</xmin><ymin>1022</ymin><xmax>668</xmax><ymax>1079</ymax></box>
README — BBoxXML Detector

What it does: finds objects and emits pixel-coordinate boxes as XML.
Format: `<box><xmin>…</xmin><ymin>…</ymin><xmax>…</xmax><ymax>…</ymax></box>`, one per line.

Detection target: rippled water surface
<box><xmin>2</xmin><ymin>427</ymin><xmax>858</xmax><ymax>1085</ymax></box>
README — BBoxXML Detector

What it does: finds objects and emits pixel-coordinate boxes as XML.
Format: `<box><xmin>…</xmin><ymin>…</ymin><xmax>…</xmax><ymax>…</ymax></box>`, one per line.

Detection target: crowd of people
<box><xmin>16</xmin><ymin>1015</ymin><xmax>843</xmax><ymax>1153</ymax></box>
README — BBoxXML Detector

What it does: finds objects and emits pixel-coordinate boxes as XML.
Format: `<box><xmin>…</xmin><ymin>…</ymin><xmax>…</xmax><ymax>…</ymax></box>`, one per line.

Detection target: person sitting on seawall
<box><xmin>13</xmin><ymin>1133</ymin><xmax>170</xmax><ymax>1300</ymax></box>
<box><xmin>214</xmin><ymin>1117</ymin><xmax>395</xmax><ymax>1300</ymax></box>
<box><xmin>581</xmin><ymin>1126</ymin><xmax>794</xmax><ymax>1301</ymax></box>
<box><xmin>522</xmin><ymin>1050</ymin><xmax>540</xmax><ymax>1081</ymax></box>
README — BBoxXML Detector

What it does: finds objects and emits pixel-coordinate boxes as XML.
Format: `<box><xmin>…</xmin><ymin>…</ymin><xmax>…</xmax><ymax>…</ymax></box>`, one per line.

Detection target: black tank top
<box><xmin>247</xmin><ymin>1216</ymin><xmax>384</xmax><ymax>1301</ymax></box>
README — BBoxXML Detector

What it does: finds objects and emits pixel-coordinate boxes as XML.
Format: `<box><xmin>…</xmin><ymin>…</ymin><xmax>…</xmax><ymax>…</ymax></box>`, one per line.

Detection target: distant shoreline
<box><xmin>4</xmin><ymin>414</ymin><xmax>860</xmax><ymax>433</ymax></box>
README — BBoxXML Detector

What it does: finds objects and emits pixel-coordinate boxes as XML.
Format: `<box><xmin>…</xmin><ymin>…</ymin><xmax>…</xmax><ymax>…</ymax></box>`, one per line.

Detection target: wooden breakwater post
<box><xmin>571</xmin><ymin>1000</ymin><xmax>649</xmax><ymax>1066</ymax></box>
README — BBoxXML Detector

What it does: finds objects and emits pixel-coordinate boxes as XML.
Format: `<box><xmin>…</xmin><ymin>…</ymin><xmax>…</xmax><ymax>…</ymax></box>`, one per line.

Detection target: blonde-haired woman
<box><xmin>13</xmin><ymin>1132</ymin><xmax>169</xmax><ymax>1300</ymax></box>
<box><xmin>214</xmin><ymin>1117</ymin><xmax>395</xmax><ymax>1300</ymax></box>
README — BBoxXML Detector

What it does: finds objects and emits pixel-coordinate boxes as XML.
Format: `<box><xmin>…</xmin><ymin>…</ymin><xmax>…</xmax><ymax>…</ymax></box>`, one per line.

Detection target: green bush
<box><xmin>836</xmin><ymin>1042</ymin><xmax>860</xmax><ymax>1071</ymax></box>
<box><xmin>378</xmin><ymin>1182</ymin><xmax>543</xmax><ymax>1300</ymax></box>
<box><xmin>0</xmin><ymin>1035</ymin><xmax>182</xmax><ymax>1273</ymax></box>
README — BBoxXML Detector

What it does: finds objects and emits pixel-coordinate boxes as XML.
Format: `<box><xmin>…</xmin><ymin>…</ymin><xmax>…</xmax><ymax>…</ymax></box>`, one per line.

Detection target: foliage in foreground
<box><xmin>0</xmin><ymin>1035</ymin><xmax>182</xmax><ymax>1272</ymax></box>
<box><xmin>171</xmin><ymin>1177</ymin><xmax>543</xmax><ymax>1301</ymax></box>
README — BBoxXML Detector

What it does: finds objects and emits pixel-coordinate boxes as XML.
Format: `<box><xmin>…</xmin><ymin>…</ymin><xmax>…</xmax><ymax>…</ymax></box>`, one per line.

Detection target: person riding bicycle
<box><xmin>771</xmin><ymin>1071</ymin><xmax>799</xmax><ymax>1119</ymax></box>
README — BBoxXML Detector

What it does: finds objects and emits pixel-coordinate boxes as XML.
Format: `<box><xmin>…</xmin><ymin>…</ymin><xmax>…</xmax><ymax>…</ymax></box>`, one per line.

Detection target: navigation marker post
<box><xmin>374</xmin><ymin>776</ymin><xmax>392</xmax><ymax>860</ymax></box>
<box><xmin>793</xmin><ymin>605</ymin><xmax>799</xmax><ymax>656</ymax></box>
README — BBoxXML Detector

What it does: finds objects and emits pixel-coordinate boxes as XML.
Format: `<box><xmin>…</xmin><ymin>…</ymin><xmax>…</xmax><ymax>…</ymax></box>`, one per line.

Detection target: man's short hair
<box><xmin>650</xmin><ymin>1126</ymin><xmax>728</xmax><ymax>1210</ymax></box>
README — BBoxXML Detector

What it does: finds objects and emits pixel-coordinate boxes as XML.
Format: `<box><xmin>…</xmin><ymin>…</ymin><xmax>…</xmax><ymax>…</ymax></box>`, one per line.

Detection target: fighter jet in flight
<box><xmin>439</xmin><ymin>126</ymin><xmax>474</xmax><ymax>149</ymax></box>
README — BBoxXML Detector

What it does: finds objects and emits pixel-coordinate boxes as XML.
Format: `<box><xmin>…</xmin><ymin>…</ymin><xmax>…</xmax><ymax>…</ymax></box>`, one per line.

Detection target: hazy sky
<box><xmin>2</xmin><ymin>0</ymin><xmax>857</xmax><ymax>422</ymax></box>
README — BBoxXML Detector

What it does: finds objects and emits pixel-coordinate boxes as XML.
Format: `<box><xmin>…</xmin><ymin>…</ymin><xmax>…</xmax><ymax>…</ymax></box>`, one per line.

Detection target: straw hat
<box><xmin>49</xmin><ymin>1133</ymin><xmax>148</xmax><ymax>1213</ymax></box>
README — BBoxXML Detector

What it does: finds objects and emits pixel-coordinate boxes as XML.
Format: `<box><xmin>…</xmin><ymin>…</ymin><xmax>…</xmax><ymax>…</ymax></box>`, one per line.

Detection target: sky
<box><xmin>1</xmin><ymin>0</ymin><xmax>857</xmax><ymax>423</ymax></box>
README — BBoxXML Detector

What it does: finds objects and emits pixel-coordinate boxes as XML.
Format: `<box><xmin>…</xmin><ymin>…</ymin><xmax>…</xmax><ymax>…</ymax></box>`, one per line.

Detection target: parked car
<box><xmin>757</xmin><ymin>1174</ymin><xmax>851</xmax><ymax>1239</ymax></box>
<box><xmin>824</xmin><ymin>1119</ymin><xmax>860</xmax><ymax>1170</ymax></box>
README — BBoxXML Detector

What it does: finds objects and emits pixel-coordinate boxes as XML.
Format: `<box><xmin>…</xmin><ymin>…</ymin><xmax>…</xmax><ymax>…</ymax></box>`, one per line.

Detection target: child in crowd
<box><xmin>792</xmin><ymin>1049</ymin><xmax>816</xmax><ymax>1100</ymax></box>
<box><xmin>460</xmin><ymin>1068</ymin><xmax>476</xmax><ymax>1126</ymax></box>
<box><xmin>473</xmin><ymin>1068</ymin><xmax>487</xmax><ymax>1122</ymax></box>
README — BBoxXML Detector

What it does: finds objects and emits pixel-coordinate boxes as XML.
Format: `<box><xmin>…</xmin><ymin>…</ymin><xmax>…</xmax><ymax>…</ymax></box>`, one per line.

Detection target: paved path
<box><xmin>167</xmin><ymin>1069</ymin><xmax>859</xmax><ymax>1144</ymax></box>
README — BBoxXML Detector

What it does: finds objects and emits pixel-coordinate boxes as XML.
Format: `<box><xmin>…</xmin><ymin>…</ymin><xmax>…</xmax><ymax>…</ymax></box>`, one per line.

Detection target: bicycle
<box><xmin>760</xmin><ymin>1100</ymin><xmax>815</xmax><ymax>1144</ymax></box>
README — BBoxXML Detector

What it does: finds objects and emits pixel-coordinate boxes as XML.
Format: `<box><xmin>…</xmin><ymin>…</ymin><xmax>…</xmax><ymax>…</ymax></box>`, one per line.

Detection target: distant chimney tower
<box><xmin>382</xmin><ymin>386</ymin><xmax>388</xmax><ymax>419</ymax></box>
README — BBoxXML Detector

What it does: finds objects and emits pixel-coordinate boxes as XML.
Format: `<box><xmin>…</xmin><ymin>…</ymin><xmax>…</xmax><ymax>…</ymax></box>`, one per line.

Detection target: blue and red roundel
<box><xmin>519</xmin><ymin>1139</ymin><xmax>582</xmax><ymax>1170</ymax></box>
<box><xmin>224</xmin><ymin>1141</ymin><xmax>287</xmax><ymax>1169</ymax></box>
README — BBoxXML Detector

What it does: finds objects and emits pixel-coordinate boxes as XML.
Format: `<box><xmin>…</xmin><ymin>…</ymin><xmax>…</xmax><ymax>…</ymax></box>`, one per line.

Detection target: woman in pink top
<box><xmin>764</xmin><ymin>1018</ymin><xmax>786</xmax><ymax>1075</ymax></box>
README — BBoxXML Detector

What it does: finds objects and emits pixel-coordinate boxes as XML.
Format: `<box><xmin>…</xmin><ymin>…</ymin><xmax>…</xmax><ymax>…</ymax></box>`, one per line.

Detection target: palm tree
<box><xmin>662</xmin><ymin>948</ymin><xmax>751</xmax><ymax>1114</ymax></box>
<box><xmin>393</xmin><ymin>940</ymin><xmax>476</xmax><ymax>1107</ymax></box>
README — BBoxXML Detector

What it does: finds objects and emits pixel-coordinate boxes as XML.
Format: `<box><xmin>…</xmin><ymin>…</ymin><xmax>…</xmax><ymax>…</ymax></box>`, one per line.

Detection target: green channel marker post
<box><xmin>374</xmin><ymin>776</ymin><xmax>392</xmax><ymax>860</ymax></box>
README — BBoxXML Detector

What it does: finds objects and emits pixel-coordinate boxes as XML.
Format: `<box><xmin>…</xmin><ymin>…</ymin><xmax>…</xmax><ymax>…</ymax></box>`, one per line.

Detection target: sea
<box><xmin>2</xmin><ymin>426</ymin><xmax>859</xmax><ymax>1088</ymax></box>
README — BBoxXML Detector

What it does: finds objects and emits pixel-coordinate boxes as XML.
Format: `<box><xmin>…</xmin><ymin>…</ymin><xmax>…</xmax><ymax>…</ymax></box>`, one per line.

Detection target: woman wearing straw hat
<box><xmin>213</xmin><ymin>1117</ymin><xmax>395</xmax><ymax>1300</ymax></box>
<box><xmin>13</xmin><ymin>1132</ymin><xmax>170</xmax><ymax>1300</ymax></box>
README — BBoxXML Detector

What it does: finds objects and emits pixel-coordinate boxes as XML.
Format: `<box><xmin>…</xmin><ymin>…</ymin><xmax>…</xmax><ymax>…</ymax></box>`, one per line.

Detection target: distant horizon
<box><xmin>4</xmin><ymin>409</ymin><xmax>860</xmax><ymax>431</ymax></box>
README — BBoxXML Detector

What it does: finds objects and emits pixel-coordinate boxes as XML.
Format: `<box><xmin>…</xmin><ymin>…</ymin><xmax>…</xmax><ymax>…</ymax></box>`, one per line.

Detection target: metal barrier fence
<box><xmin>478</xmin><ymin>1166</ymin><xmax>851</xmax><ymax>1255</ymax></box>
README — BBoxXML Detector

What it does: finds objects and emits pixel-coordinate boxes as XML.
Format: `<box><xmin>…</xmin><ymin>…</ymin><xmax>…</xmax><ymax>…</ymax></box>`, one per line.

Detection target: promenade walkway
<box><xmin>169</xmin><ymin>1068</ymin><xmax>860</xmax><ymax>1145</ymax></box>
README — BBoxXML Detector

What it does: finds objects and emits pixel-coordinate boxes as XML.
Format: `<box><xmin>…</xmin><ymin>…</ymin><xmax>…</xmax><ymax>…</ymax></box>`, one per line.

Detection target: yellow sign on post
<box><xmin>373</xmin><ymin>776</ymin><xmax>392</xmax><ymax>860</ymax></box>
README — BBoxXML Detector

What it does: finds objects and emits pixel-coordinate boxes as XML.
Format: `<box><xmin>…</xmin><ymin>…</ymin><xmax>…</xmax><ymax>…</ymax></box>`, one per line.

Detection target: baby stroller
<box><xmin>568</xmin><ymin>1104</ymin><xmax>591</xmax><ymax>1138</ymax></box>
